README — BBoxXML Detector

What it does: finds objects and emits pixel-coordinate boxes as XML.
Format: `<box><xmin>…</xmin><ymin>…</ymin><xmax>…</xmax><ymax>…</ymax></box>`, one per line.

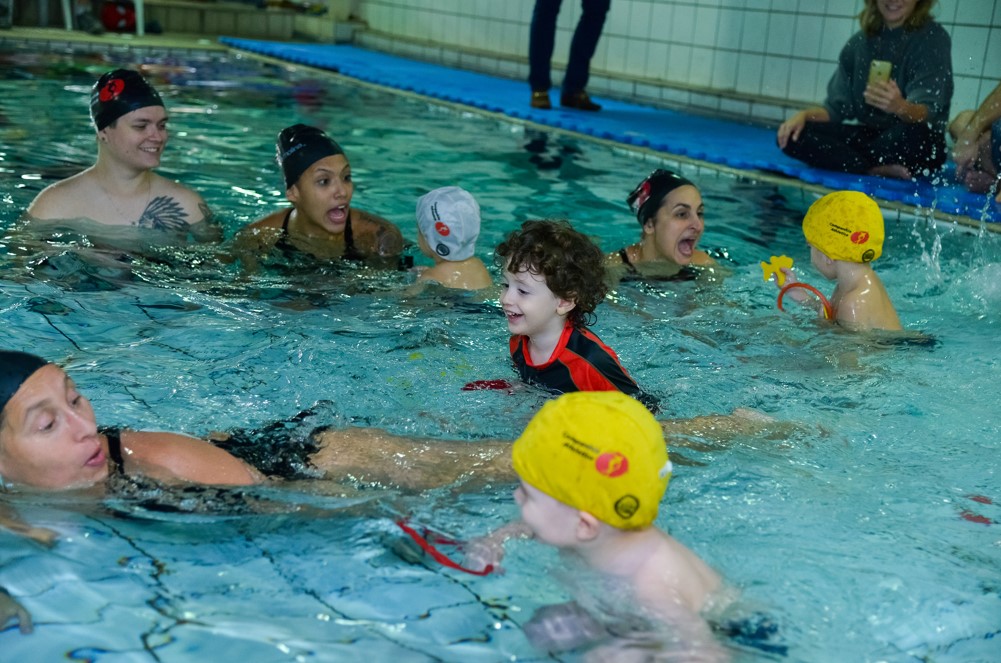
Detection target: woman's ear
<box><xmin>286</xmin><ymin>185</ymin><xmax>299</xmax><ymax>204</ymax></box>
<box><xmin>575</xmin><ymin>511</ymin><xmax>602</xmax><ymax>542</ymax></box>
<box><xmin>642</xmin><ymin>217</ymin><xmax>656</xmax><ymax>236</ymax></box>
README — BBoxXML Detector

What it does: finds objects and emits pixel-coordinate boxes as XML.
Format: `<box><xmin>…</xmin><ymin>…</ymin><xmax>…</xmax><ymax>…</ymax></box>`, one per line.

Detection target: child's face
<box><xmin>514</xmin><ymin>480</ymin><xmax>582</xmax><ymax>548</ymax></box>
<box><xmin>809</xmin><ymin>245</ymin><xmax>837</xmax><ymax>280</ymax></box>
<box><xmin>416</xmin><ymin>228</ymin><xmax>435</xmax><ymax>259</ymax></box>
<box><xmin>500</xmin><ymin>263</ymin><xmax>573</xmax><ymax>338</ymax></box>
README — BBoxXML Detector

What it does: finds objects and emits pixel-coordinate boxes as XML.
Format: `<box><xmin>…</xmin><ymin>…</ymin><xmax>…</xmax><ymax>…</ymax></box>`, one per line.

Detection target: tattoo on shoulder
<box><xmin>138</xmin><ymin>196</ymin><xmax>189</xmax><ymax>231</ymax></box>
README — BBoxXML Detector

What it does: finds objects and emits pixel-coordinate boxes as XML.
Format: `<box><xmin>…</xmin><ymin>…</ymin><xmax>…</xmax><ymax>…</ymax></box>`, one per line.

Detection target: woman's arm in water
<box><xmin>120</xmin><ymin>430</ymin><xmax>263</xmax><ymax>486</ymax></box>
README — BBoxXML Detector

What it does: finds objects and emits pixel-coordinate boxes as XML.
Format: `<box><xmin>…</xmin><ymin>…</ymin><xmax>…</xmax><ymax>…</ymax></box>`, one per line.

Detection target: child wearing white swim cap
<box><xmin>412</xmin><ymin>186</ymin><xmax>492</xmax><ymax>291</ymax></box>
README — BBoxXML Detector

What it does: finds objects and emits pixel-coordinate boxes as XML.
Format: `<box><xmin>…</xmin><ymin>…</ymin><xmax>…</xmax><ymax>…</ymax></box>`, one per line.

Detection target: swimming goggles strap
<box><xmin>395</xmin><ymin>519</ymin><xmax>494</xmax><ymax>576</ymax></box>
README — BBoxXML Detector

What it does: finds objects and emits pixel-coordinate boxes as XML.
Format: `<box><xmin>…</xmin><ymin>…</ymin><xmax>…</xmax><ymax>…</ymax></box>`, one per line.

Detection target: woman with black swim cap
<box><xmin>26</xmin><ymin>69</ymin><xmax>217</xmax><ymax>240</ymax></box>
<box><xmin>607</xmin><ymin>169</ymin><xmax>717</xmax><ymax>281</ymax></box>
<box><xmin>0</xmin><ymin>350</ymin><xmax>511</xmax><ymax>493</ymax></box>
<box><xmin>235</xmin><ymin>124</ymin><xmax>403</xmax><ymax>269</ymax></box>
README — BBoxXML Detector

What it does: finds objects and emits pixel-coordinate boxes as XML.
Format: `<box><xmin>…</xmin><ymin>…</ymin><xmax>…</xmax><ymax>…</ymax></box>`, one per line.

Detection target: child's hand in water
<box><xmin>0</xmin><ymin>587</ymin><xmax>32</xmax><ymax>634</ymax></box>
<box><xmin>462</xmin><ymin>521</ymin><xmax>532</xmax><ymax>573</ymax></box>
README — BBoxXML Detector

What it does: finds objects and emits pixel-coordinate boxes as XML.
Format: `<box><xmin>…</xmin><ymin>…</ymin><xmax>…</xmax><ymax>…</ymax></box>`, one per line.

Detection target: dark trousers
<box><xmin>781</xmin><ymin>121</ymin><xmax>947</xmax><ymax>175</ymax></box>
<box><xmin>528</xmin><ymin>0</ymin><xmax>611</xmax><ymax>94</ymax></box>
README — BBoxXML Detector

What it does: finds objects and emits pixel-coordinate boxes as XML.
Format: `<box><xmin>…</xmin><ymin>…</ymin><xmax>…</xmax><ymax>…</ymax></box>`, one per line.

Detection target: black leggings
<box><xmin>781</xmin><ymin>121</ymin><xmax>946</xmax><ymax>175</ymax></box>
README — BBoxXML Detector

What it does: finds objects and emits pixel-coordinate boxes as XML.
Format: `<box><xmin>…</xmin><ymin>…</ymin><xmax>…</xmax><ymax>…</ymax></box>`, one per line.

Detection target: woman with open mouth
<box><xmin>608</xmin><ymin>168</ymin><xmax>716</xmax><ymax>281</ymax></box>
<box><xmin>235</xmin><ymin>123</ymin><xmax>404</xmax><ymax>270</ymax></box>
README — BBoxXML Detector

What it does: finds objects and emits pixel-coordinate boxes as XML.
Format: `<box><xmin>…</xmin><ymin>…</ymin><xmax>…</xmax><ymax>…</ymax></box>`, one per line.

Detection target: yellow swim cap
<box><xmin>802</xmin><ymin>191</ymin><xmax>884</xmax><ymax>263</ymax></box>
<box><xmin>512</xmin><ymin>391</ymin><xmax>672</xmax><ymax>529</ymax></box>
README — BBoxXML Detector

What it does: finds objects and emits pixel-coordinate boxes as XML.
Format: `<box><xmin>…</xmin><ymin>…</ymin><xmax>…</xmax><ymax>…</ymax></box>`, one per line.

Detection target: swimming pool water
<box><xmin>1</xmin><ymin>45</ymin><xmax>1000</xmax><ymax>662</ymax></box>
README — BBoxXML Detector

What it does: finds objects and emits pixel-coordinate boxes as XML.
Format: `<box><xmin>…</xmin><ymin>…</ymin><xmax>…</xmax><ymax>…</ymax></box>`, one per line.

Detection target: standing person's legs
<box><xmin>529</xmin><ymin>0</ymin><xmax>564</xmax><ymax>94</ymax></box>
<box><xmin>562</xmin><ymin>0</ymin><xmax>610</xmax><ymax>96</ymax></box>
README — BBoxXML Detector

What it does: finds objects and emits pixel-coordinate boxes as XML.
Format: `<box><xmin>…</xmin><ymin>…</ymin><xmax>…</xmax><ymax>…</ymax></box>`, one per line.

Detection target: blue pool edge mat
<box><xmin>219</xmin><ymin>38</ymin><xmax>1001</xmax><ymax>224</ymax></box>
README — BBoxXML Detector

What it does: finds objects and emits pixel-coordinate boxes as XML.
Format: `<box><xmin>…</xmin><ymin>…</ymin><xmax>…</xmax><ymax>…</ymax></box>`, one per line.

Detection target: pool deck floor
<box><xmin>3</xmin><ymin>25</ymin><xmax>999</xmax><ymax>231</ymax></box>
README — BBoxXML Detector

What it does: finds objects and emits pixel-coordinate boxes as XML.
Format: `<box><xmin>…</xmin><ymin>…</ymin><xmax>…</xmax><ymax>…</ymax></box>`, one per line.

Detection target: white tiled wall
<box><xmin>355</xmin><ymin>0</ymin><xmax>999</xmax><ymax>126</ymax></box>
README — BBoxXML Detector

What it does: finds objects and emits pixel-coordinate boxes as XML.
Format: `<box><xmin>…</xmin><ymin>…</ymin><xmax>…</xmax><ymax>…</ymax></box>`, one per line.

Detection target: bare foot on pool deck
<box><xmin>868</xmin><ymin>164</ymin><xmax>912</xmax><ymax>180</ymax></box>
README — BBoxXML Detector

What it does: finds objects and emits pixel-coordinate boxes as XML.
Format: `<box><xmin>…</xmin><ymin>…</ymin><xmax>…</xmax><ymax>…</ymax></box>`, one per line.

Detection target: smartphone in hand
<box><xmin>868</xmin><ymin>60</ymin><xmax>892</xmax><ymax>85</ymax></box>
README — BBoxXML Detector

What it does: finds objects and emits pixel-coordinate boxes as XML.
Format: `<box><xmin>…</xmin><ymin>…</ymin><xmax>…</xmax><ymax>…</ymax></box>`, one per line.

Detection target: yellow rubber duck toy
<box><xmin>760</xmin><ymin>255</ymin><xmax>794</xmax><ymax>286</ymax></box>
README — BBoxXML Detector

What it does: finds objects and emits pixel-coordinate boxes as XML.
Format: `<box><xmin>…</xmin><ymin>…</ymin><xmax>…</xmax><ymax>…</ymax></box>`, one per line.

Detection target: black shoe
<box><xmin>560</xmin><ymin>90</ymin><xmax>601</xmax><ymax>111</ymax></box>
<box><xmin>530</xmin><ymin>90</ymin><xmax>552</xmax><ymax>110</ymax></box>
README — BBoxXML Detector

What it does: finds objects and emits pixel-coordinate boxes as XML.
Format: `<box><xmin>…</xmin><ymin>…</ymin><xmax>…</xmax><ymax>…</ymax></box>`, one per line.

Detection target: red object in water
<box><xmin>395</xmin><ymin>520</ymin><xmax>494</xmax><ymax>576</ymax></box>
<box><xmin>101</xmin><ymin>1</ymin><xmax>136</xmax><ymax>32</ymax></box>
<box><xmin>959</xmin><ymin>510</ymin><xmax>993</xmax><ymax>525</ymax></box>
<box><xmin>462</xmin><ymin>379</ymin><xmax>513</xmax><ymax>392</ymax></box>
<box><xmin>968</xmin><ymin>494</ymin><xmax>993</xmax><ymax>505</ymax></box>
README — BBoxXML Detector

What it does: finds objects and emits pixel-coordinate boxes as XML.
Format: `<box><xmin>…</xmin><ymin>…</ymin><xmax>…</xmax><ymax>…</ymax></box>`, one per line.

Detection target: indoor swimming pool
<box><xmin>1</xmin><ymin>45</ymin><xmax>999</xmax><ymax>662</ymax></box>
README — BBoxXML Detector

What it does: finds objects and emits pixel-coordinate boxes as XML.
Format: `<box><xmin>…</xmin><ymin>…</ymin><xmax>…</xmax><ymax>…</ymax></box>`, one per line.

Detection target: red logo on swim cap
<box><xmin>851</xmin><ymin>231</ymin><xmax>870</xmax><ymax>245</ymax></box>
<box><xmin>435</xmin><ymin>221</ymin><xmax>450</xmax><ymax>237</ymax></box>
<box><xmin>595</xmin><ymin>452</ymin><xmax>629</xmax><ymax>478</ymax></box>
<box><xmin>99</xmin><ymin>78</ymin><xmax>125</xmax><ymax>102</ymax></box>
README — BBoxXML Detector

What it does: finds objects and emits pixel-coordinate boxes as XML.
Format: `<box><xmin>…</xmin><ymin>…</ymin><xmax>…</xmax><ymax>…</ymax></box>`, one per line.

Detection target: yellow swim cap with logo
<box><xmin>512</xmin><ymin>391</ymin><xmax>672</xmax><ymax>529</ymax></box>
<box><xmin>802</xmin><ymin>191</ymin><xmax>884</xmax><ymax>263</ymax></box>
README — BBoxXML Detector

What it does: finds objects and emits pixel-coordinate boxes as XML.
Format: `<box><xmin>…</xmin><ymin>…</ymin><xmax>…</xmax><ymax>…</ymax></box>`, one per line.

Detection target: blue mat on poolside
<box><xmin>220</xmin><ymin>38</ymin><xmax>1000</xmax><ymax>223</ymax></box>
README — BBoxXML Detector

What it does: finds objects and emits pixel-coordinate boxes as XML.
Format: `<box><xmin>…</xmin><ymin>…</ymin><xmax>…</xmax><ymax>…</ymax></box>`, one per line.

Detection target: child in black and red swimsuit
<box><xmin>494</xmin><ymin>219</ymin><xmax>658</xmax><ymax>411</ymax></box>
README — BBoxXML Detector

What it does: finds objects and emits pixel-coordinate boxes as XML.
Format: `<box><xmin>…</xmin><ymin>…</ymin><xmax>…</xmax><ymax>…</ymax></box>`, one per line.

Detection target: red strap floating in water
<box><xmin>777</xmin><ymin>282</ymin><xmax>835</xmax><ymax>320</ymax></box>
<box><xmin>462</xmin><ymin>379</ymin><xmax>513</xmax><ymax>392</ymax></box>
<box><xmin>396</xmin><ymin>520</ymin><xmax>495</xmax><ymax>576</ymax></box>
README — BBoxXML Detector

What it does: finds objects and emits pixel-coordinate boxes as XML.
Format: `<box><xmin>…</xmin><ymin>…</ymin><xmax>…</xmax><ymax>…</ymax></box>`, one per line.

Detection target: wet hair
<box><xmin>494</xmin><ymin>220</ymin><xmax>607</xmax><ymax>328</ymax></box>
<box><xmin>276</xmin><ymin>124</ymin><xmax>345</xmax><ymax>189</ymax></box>
<box><xmin>860</xmin><ymin>0</ymin><xmax>935</xmax><ymax>36</ymax></box>
<box><xmin>626</xmin><ymin>168</ymin><xmax>697</xmax><ymax>226</ymax></box>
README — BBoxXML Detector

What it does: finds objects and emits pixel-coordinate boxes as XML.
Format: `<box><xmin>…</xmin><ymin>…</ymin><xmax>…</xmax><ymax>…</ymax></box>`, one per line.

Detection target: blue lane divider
<box><xmin>220</xmin><ymin>38</ymin><xmax>1000</xmax><ymax>223</ymax></box>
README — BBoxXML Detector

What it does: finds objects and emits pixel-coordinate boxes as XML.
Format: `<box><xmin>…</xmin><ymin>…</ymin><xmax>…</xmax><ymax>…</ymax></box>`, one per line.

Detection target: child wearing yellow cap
<box><xmin>466</xmin><ymin>391</ymin><xmax>728</xmax><ymax>658</ymax></box>
<box><xmin>777</xmin><ymin>191</ymin><xmax>902</xmax><ymax>331</ymax></box>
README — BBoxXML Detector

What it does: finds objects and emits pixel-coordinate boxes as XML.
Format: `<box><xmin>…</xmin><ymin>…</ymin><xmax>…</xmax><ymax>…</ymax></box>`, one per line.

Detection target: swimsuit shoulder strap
<box><xmin>99</xmin><ymin>427</ymin><xmax>126</xmax><ymax>475</ymax></box>
<box><xmin>342</xmin><ymin>210</ymin><xmax>365</xmax><ymax>261</ymax></box>
<box><xmin>280</xmin><ymin>207</ymin><xmax>293</xmax><ymax>235</ymax></box>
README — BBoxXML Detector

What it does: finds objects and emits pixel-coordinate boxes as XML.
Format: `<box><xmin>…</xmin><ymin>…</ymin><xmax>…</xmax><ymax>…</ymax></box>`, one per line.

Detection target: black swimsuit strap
<box><xmin>99</xmin><ymin>427</ymin><xmax>126</xmax><ymax>476</ymax></box>
<box><xmin>618</xmin><ymin>247</ymin><xmax>639</xmax><ymax>274</ymax></box>
<box><xmin>342</xmin><ymin>210</ymin><xmax>364</xmax><ymax>261</ymax></box>
<box><xmin>280</xmin><ymin>207</ymin><xmax>293</xmax><ymax>235</ymax></box>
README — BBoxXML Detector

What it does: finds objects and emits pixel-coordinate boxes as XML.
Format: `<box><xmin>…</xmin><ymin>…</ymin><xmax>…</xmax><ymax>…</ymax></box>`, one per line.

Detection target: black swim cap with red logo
<box><xmin>90</xmin><ymin>69</ymin><xmax>165</xmax><ymax>131</ymax></box>
<box><xmin>626</xmin><ymin>169</ymin><xmax>696</xmax><ymax>225</ymax></box>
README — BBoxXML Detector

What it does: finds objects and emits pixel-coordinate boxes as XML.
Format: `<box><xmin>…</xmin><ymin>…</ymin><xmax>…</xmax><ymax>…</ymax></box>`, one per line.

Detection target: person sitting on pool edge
<box><xmin>608</xmin><ymin>169</ymin><xmax>718</xmax><ymax>281</ymax></box>
<box><xmin>495</xmin><ymin>219</ymin><xmax>659</xmax><ymax>410</ymax></box>
<box><xmin>948</xmin><ymin>81</ymin><xmax>1001</xmax><ymax>202</ymax></box>
<box><xmin>774</xmin><ymin>191</ymin><xmax>901</xmax><ymax>332</ymax></box>
<box><xmin>462</xmin><ymin>391</ymin><xmax>731</xmax><ymax>660</ymax></box>
<box><xmin>0</xmin><ymin>350</ymin><xmax>513</xmax><ymax>494</ymax></box>
<box><xmin>411</xmin><ymin>186</ymin><xmax>492</xmax><ymax>291</ymax></box>
<box><xmin>25</xmin><ymin>69</ymin><xmax>219</xmax><ymax>241</ymax></box>
<box><xmin>235</xmin><ymin>123</ymin><xmax>404</xmax><ymax>271</ymax></box>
